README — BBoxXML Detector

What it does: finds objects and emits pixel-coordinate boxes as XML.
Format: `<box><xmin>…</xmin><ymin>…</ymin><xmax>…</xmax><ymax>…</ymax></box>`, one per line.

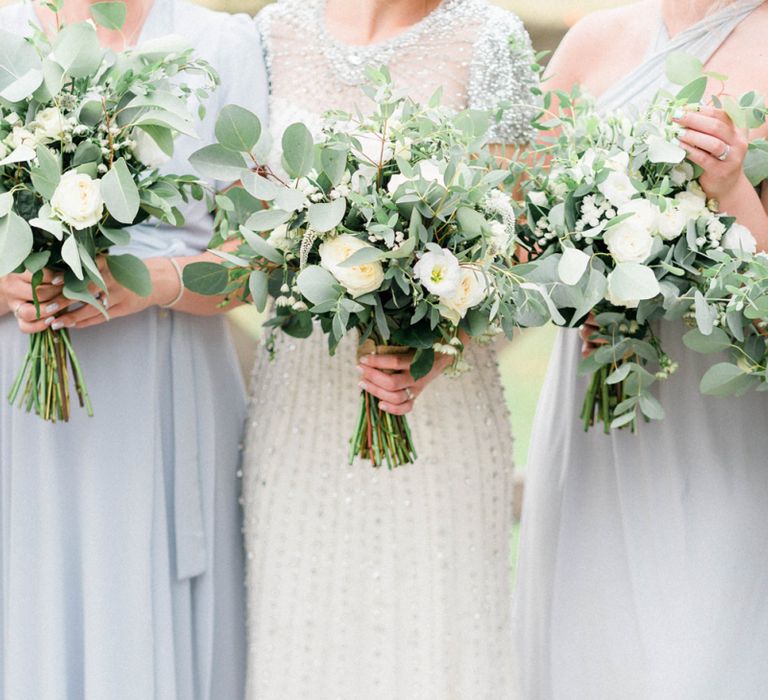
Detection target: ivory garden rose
<box><xmin>50</xmin><ymin>171</ymin><xmax>105</xmax><ymax>230</ymax></box>
<box><xmin>319</xmin><ymin>234</ymin><xmax>385</xmax><ymax>297</ymax></box>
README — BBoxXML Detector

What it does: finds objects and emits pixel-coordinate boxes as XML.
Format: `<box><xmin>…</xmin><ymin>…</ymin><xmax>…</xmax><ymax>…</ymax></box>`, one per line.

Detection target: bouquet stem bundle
<box><xmin>8</xmin><ymin>328</ymin><xmax>91</xmax><ymax>422</ymax></box>
<box><xmin>350</xmin><ymin>340</ymin><xmax>417</xmax><ymax>469</ymax></box>
<box><xmin>581</xmin><ymin>366</ymin><xmax>624</xmax><ymax>434</ymax></box>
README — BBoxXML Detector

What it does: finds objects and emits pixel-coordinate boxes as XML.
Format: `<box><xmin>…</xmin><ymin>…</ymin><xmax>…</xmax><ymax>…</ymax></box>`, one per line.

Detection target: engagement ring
<box><xmin>717</xmin><ymin>144</ymin><xmax>731</xmax><ymax>161</ymax></box>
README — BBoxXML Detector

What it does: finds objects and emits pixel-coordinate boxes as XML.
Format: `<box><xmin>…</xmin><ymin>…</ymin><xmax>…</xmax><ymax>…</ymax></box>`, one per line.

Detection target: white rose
<box><xmin>528</xmin><ymin>190</ymin><xmax>548</xmax><ymax>207</ymax></box>
<box><xmin>266</xmin><ymin>223</ymin><xmax>293</xmax><ymax>251</ymax></box>
<box><xmin>656</xmin><ymin>205</ymin><xmax>688</xmax><ymax>240</ymax></box>
<box><xmin>618</xmin><ymin>199</ymin><xmax>659</xmax><ymax>233</ymax></box>
<box><xmin>132</xmin><ymin>128</ymin><xmax>171</xmax><ymax>169</ymax></box>
<box><xmin>50</xmin><ymin>171</ymin><xmax>104</xmax><ymax>230</ymax></box>
<box><xmin>413</xmin><ymin>248</ymin><xmax>462</xmax><ymax>297</ymax></box>
<box><xmin>598</xmin><ymin>170</ymin><xmax>636</xmax><ymax>206</ymax></box>
<box><xmin>34</xmin><ymin>107</ymin><xmax>67</xmax><ymax>143</ymax></box>
<box><xmin>669</xmin><ymin>161</ymin><xmax>694</xmax><ymax>186</ymax></box>
<box><xmin>319</xmin><ymin>234</ymin><xmax>384</xmax><ymax>297</ymax></box>
<box><xmin>604</xmin><ymin>218</ymin><xmax>655</xmax><ymax>263</ymax></box>
<box><xmin>10</xmin><ymin>125</ymin><xmax>37</xmax><ymax>149</ymax></box>
<box><xmin>439</xmin><ymin>267</ymin><xmax>488</xmax><ymax>324</ymax></box>
<box><xmin>723</xmin><ymin>222</ymin><xmax>757</xmax><ymax>254</ymax></box>
<box><xmin>675</xmin><ymin>184</ymin><xmax>707</xmax><ymax>220</ymax></box>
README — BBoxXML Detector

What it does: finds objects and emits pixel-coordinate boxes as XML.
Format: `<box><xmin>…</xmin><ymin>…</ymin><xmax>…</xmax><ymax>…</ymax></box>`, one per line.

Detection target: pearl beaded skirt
<box><xmin>242</xmin><ymin>329</ymin><xmax>516</xmax><ymax>699</ymax></box>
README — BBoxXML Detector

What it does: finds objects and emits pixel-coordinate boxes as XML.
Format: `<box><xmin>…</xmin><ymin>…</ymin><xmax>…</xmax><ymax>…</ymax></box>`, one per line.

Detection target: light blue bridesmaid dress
<box><xmin>514</xmin><ymin>2</ymin><xmax>768</xmax><ymax>699</ymax></box>
<box><xmin>0</xmin><ymin>2</ymin><xmax>268</xmax><ymax>698</ymax></box>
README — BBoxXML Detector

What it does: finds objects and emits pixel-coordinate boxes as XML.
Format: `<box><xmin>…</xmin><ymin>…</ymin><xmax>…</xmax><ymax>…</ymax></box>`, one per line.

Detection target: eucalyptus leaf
<box><xmin>0</xmin><ymin>212</ymin><xmax>33</xmax><ymax>276</ymax></box>
<box><xmin>51</xmin><ymin>22</ymin><xmax>104</xmax><ymax>78</ymax></box>
<box><xmin>182</xmin><ymin>261</ymin><xmax>229</xmax><ymax>295</ymax></box>
<box><xmin>90</xmin><ymin>1</ymin><xmax>127</xmax><ymax>30</ymax></box>
<box><xmin>215</xmin><ymin>104</ymin><xmax>262</xmax><ymax>153</ymax></box>
<box><xmin>101</xmin><ymin>158</ymin><xmax>140</xmax><ymax>224</ymax></box>
<box><xmin>683</xmin><ymin>327</ymin><xmax>731</xmax><ymax>354</ymax></box>
<box><xmin>281</xmin><ymin>123</ymin><xmax>314</xmax><ymax>178</ymax></box>
<box><xmin>307</xmin><ymin>198</ymin><xmax>345</xmax><ymax>233</ymax></box>
<box><xmin>189</xmin><ymin>144</ymin><xmax>248</xmax><ymax>181</ymax></box>
<box><xmin>665</xmin><ymin>52</ymin><xmax>703</xmax><ymax>86</ymax></box>
<box><xmin>296</xmin><ymin>265</ymin><xmax>339</xmax><ymax>305</ymax></box>
<box><xmin>30</xmin><ymin>145</ymin><xmax>60</xmax><ymax>200</ymax></box>
<box><xmin>61</xmin><ymin>234</ymin><xmax>83</xmax><ymax>280</ymax></box>
<box><xmin>700</xmin><ymin>362</ymin><xmax>757</xmax><ymax>396</ymax></box>
<box><xmin>249</xmin><ymin>269</ymin><xmax>269</xmax><ymax>312</ymax></box>
<box><xmin>241</xmin><ymin>171</ymin><xmax>278</xmax><ymax>200</ymax></box>
<box><xmin>0</xmin><ymin>68</ymin><xmax>43</xmax><ymax>103</ymax></box>
<box><xmin>243</xmin><ymin>209</ymin><xmax>291</xmax><ymax>233</ymax></box>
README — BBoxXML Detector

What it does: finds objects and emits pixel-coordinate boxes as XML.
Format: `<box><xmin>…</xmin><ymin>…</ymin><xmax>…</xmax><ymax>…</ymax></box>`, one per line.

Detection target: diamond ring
<box><xmin>717</xmin><ymin>144</ymin><xmax>731</xmax><ymax>162</ymax></box>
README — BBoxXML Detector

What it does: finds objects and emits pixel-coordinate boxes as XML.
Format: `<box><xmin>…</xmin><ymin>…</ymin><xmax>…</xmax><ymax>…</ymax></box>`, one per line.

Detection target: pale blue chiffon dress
<box><xmin>513</xmin><ymin>3</ymin><xmax>768</xmax><ymax>699</ymax></box>
<box><xmin>0</xmin><ymin>2</ymin><xmax>268</xmax><ymax>698</ymax></box>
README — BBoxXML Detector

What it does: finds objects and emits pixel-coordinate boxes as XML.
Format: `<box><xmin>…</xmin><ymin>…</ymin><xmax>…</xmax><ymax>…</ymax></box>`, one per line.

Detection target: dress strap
<box><xmin>598</xmin><ymin>0</ymin><xmax>764</xmax><ymax>112</ymax></box>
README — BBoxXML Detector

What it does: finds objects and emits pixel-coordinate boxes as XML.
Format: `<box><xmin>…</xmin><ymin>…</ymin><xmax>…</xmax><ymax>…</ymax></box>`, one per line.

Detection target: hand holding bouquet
<box><xmin>0</xmin><ymin>2</ymin><xmax>215</xmax><ymax>421</ymax></box>
<box><xmin>517</xmin><ymin>53</ymin><xmax>766</xmax><ymax>432</ymax></box>
<box><xmin>185</xmin><ymin>68</ymin><xmax>549</xmax><ymax>467</ymax></box>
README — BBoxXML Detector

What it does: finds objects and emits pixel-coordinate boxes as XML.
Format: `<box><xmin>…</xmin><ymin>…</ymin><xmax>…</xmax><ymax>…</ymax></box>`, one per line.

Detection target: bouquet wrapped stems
<box><xmin>8</xmin><ymin>327</ymin><xmax>92</xmax><ymax>422</ymax></box>
<box><xmin>350</xmin><ymin>339</ymin><xmax>417</xmax><ymax>469</ymax></box>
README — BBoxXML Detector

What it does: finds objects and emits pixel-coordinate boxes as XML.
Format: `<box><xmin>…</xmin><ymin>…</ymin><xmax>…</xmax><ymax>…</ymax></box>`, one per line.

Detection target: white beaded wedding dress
<box><xmin>241</xmin><ymin>1</ymin><xmax>537</xmax><ymax>698</ymax></box>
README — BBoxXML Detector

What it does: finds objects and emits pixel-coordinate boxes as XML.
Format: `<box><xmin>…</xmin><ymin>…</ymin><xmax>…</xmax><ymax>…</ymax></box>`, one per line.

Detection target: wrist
<box><xmin>147</xmin><ymin>257</ymin><xmax>182</xmax><ymax>308</ymax></box>
<box><xmin>0</xmin><ymin>279</ymin><xmax>10</xmax><ymax>316</ymax></box>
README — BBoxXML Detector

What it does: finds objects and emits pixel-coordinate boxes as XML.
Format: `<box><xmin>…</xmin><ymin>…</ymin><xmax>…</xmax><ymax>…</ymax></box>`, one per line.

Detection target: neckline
<box><xmin>316</xmin><ymin>0</ymin><xmax>458</xmax><ymax>54</ymax></box>
<box><xmin>658</xmin><ymin>0</ymin><xmax>762</xmax><ymax>43</ymax></box>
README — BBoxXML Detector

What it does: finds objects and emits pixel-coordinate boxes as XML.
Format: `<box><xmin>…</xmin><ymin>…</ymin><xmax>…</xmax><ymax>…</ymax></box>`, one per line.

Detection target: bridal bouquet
<box><xmin>517</xmin><ymin>54</ymin><xmax>766</xmax><ymax>432</ymax></box>
<box><xmin>184</xmin><ymin>68</ymin><xmax>547</xmax><ymax>467</ymax></box>
<box><xmin>0</xmin><ymin>3</ymin><xmax>215</xmax><ymax>421</ymax></box>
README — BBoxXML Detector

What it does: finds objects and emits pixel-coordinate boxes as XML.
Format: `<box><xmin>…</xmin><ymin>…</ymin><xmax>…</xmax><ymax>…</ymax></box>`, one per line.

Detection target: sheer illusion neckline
<box><xmin>316</xmin><ymin>0</ymin><xmax>460</xmax><ymax>52</ymax></box>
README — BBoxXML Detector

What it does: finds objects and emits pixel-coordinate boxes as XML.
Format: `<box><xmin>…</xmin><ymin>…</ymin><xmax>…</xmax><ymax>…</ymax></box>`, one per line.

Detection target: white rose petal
<box><xmin>9</xmin><ymin>125</ymin><xmax>37</xmax><ymax>150</ymax></box>
<box><xmin>132</xmin><ymin>128</ymin><xmax>171</xmax><ymax>169</ymax></box>
<box><xmin>618</xmin><ymin>199</ymin><xmax>660</xmax><ymax>233</ymax></box>
<box><xmin>723</xmin><ymin>222</ymin><xmax>757</xmax><ymax>255</ymax></box>
<box><xmin>413</xmin><ymin>248</ymin><xmax>462</xmax><ymax>297</ymax></box>
<box><xmin>319</xmin><ymin>233</ymin><xmax>384</xmax><ymax>297</ymax></box>
<box><xmin>647</xmin><ymin>135</ymin><xmax>686</xmax><ymax>164</ymax></box>
<box><xmin>33</xmin><ymin>107</ymin><xmax>67</xmax><ymax>143</ymax></box>
<box><xmin>51</xmin><ymin>171</ymin><xmax>104</xmax><ymax>230</ymax></box>
<box><xmin>675</xmin><ymin>184</ymin><xmax>707</xmax><ymax>219</ymax></box>
<box><xmin>558</xmin><ymin>247</ymin><xmax>591</xmax><ymax>285</ymax></box>
<box><xmin>604</xmin><ymin>218</ymin><xmax>655</xmax><ymax>263</ymax></box>
<box><xmin>598</xmin><ymin>170</ymin><xmax>636</xmax><ymax>206</ymax></box>
<box><xmin>439</xmin><ymin>267</ymin><xmax>488</xmax><ymax>324</ymax></box>
<box><xmin>656</xmin><ymin>205</ymin><xmax>688</xmax><ymax>240</ymax></box>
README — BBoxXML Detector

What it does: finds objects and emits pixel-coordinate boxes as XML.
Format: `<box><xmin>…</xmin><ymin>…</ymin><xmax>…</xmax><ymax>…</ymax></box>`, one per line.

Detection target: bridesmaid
<box><xmin>514</xmin><ymin>1</ymin><xmax>768</xmax><ymax>698</ymax></box>
<box><xmin>0</xmin><ymin>0</ymin><xmax>267</xmax><ymax>697</ymax></box>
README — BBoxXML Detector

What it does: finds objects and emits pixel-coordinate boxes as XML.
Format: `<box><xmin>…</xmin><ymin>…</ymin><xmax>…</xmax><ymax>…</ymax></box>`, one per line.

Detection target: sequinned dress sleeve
<box><xmin>468</xmin><ymin>9</ymin><xmax>539</xmax><ymax>145</ymax></box>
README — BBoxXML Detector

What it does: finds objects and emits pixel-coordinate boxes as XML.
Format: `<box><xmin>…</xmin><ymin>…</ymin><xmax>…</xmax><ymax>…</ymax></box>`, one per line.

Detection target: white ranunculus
<box><xmin>656</xmin><ymin>205</ymin><xmax>688</xmax><ymax>240</ymax></box>
<box><xmin>528</xmin><ymin>190</ymin><xmax>548</xmax><ymax>207</ymax></box>
<box><xmin>34</xmin><ymin>107</ymin><xmax>67</xmax><ymax>142</ymax></box>
<box><xmin>598</xmin><ymin>169</ymin><xmax>636</xmax><ymax>206</ymax></box>
<box><xmin>132</xmin><ymin>129</ymin><xmax>171</xmax><ymax>169</ymax></box>
<box><xmin>618</xmin><ymin>199</ymin><xmax>659</xmax><ymax>233</ymax></box>
<box><xmin>266</xmin><ymin>223</ymin><xmax>293</xmax><ymax>251</ymax></box>
<box><xmin>669</xmin><ymin>161</ymin><xmax>694</xmax><ymax>186</ymax></box>
<box><xmin>604</xmin><ymin>217</ymin><xmax>655</xmax><ymax>263</ymax></box>
<box><xmin>319</xmin><ymin>234</ymin><xmax>384</xmax><ymax>297</ymax></box>
<box><xmin>439</xmin><ymin>267</ymin><xmax>488</xmax><ymax>324</ymax></box>
<box><xmin>675</xmin><ymin>184</ymin><xmax>707</xmax><ymax>220</ymax></box>
<box><xmin>723</xmin><ymin>222</ymin><xmax>758</xmax><ymax>254</ymax></box>
<box><xmin>387</xmin><ymin>173</ymin><xmax>409</xmax><ymax>194</ymax></box>
<box><xmin>51</xmin><ymin>171</ymin><xmax>104</xmax><ymax>230</ymax></box>
<box><xmin>413</xmin><ymin>248</ymin><xmax>462</xmax><ymax>297</ymax></box>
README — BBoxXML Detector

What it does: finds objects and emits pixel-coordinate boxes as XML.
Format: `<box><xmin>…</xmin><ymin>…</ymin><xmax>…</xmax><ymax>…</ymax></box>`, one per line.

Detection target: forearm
<box><xmin>718</xmin><ymin>175</ymin><xmax>768</xmax><ymax>252</ymax></box>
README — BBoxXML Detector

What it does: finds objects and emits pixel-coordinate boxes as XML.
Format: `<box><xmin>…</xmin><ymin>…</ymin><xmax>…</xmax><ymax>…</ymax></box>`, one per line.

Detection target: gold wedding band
<box><xmin>717</xmin><ymin>144</ymin><xmax>731</xmax><ymax>161</ymax></box>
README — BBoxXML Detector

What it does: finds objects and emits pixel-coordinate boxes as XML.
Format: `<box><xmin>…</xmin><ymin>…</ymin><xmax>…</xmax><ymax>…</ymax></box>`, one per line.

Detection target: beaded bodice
<box><xmin>256</xmin><ymin>0</ymin><xmax>538</xmax><ymax>154</ymax></box>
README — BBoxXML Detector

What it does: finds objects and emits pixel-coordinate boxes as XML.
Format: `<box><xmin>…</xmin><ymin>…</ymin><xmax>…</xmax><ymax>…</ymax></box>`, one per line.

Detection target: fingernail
<box><xmin>671</xmin><ymin>137</ymin><xmax>680</xmax><ymax>146</ymax></box>
<box><xmin>52</xmin><ymin>321</ymin><xmax>63</xmax><ymax>330</ymax></box>
<box><xmin>379</xmin><ymin>404</ymin><xmax>391</xmax><ymax>412</ymax></box>
<box><xmin>673</xmin><ymin>108</ymin><xmax>684</xmax><ymax>119</ymax></box>
<box><xmin>358</xmin><ymin>381</ymin><xmax>368</xmax><ymax>391</ymax></box>
<box><xmin>356</xmin><ymin>365</ymin><xmax>364</xmax><ymax>374</ymax></box>
<box><xmin>51</xmin><ymin>276</ymin><xmax>63</xmax><ymax>285</ymax></box>
<box><xmin>359</xmin><ymin>355</ymin><xmax>371</xmax><ymax>365</ymax></box>
<box><xmin>45</xmin><ymin>302</ymin><xmax>60</xmax><ymax>313</ymax></box>
<box><xmin>45</xmin><ymin>316</ymin><xmax>54</xmax><ymax>326</ymax></box>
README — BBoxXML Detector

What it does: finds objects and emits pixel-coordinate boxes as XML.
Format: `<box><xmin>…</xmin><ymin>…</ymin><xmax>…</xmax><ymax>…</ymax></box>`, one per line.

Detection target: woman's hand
<box><xmin>357</xmin><ymin>349</ymin><xmax>455</xmax><ymax>415</ymax></box>
<box><xmin>674</xmin><ymin>106</ymin><xmax>748</xmax><ymax>202</ymax></box>
<box><xmin>4</xmin><ymin>257</ymin><xmax>180</xmax><ymax>334</ymax></box>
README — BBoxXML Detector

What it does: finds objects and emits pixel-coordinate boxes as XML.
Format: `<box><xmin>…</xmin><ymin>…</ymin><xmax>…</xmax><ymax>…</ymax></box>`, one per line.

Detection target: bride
<box><xmin>513</xmin><ymin>0</ymin><xmax>768</xmax><ymax>697</ymax></box>
<box><xmin>241</xmin><ymin>0</ymin><xmax>537</xmax><ymax>697</ymax></box>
